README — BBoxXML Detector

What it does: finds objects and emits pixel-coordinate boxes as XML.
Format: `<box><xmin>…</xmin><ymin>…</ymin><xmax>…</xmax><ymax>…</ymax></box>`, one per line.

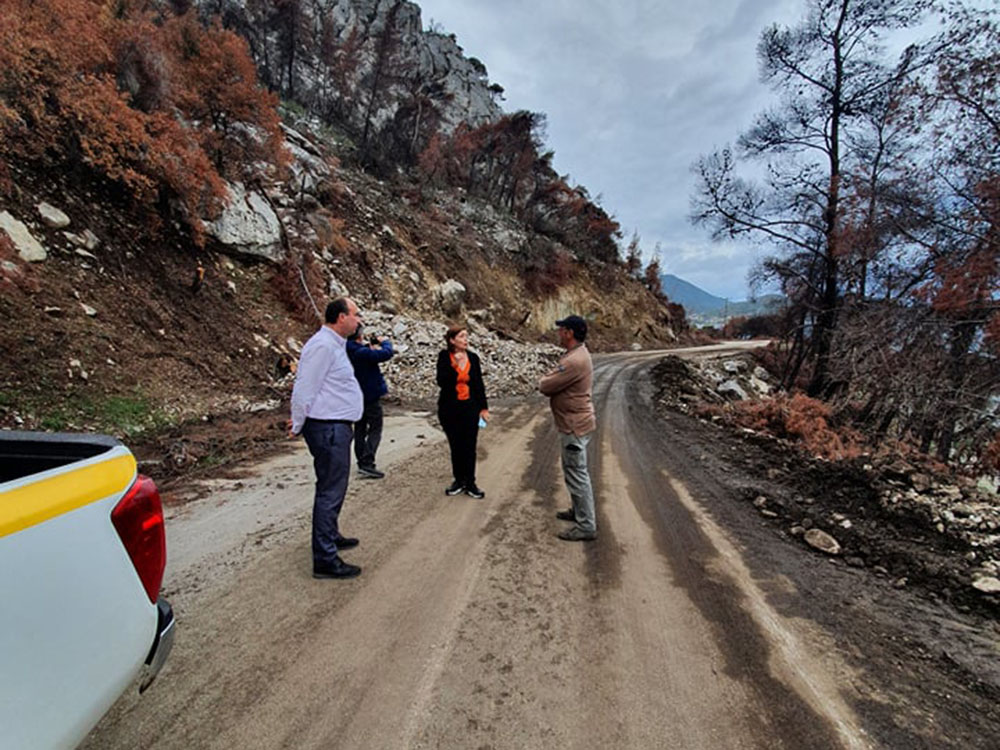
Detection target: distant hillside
<box><xmin>660</xmin><ymin>274</ymin><xmax>784</xmax><ymax>320</ymax></box>
<box><xmin>660</xmin><ymin>274</ymin><xmax>727</xmax><ymax>314</ymax></box>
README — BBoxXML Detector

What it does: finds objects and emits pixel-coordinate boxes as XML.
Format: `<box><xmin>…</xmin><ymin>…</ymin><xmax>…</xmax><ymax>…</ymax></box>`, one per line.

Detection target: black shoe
<box><xmin>313</xmin><ymin>556</ymin><xmax>361</xmax><ymax>579</ymax></box>
<box><xmin>445</xmin><ymin>481</ymin><xmax>465</xmax><ymax>496</ymax></box>
<box><xmin>465</xmin><ymin>485</ymin><xmax>485</xmax><ymax>499</ymax></box>
<box><xmin>557</xmin><ymin>526</ymin><xmax>597</xmax><ymax>542</ymax></box>
<box><xmin>335</xmin><ymin>536</ymin><xmax>359</xmax><ymax>550</ymax></box>
<box><xmin>555</xmin><ymin>509</ymin><xmax>576</xmax><ymax>521</ymax></box>
<box><xmin>358</xmin><ymin>465</ymin><xmax>385</xmax><ymax>479</ymax></box>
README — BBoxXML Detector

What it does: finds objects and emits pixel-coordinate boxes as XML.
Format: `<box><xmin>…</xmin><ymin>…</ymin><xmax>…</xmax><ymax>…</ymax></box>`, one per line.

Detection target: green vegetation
<box><xmin>7</xmin><ymin>390</ymin><xmax>175</xmax><ymax>436</ymax></box>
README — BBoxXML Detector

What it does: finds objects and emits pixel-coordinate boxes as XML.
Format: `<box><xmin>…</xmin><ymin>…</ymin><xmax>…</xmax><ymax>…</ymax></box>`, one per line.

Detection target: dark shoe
<box><xmin>555</xmin><ymin>509</ymin><xmax>576</xmax><ymax>522</ymax></box>
<box><xmin>358</xmin><ymin>465</ymin><xmax>385</xmax><ymax>479</ymax></box>
<box><xmin>313</xmin><ymin>556</ymin><xmax>361</xmax><ymax>579</ymax></box>
<box><xmin>465</xmin><ymin>485</ymin><xmax>485</xmax><ymax>499</ymax></box>
<box><xmin>445</xmin><ymin>481</ymin><xmax>465</xmax><ymax>496</ymax></box>
<box><xmin>557</xmin><ymin>526</ymin><xmax>597</xmax><ymax>542</ymax></box>
<box><xmin>335</xmin><ymin>536</ymin><xmax>359</xmax><ymax>550</ymax></box>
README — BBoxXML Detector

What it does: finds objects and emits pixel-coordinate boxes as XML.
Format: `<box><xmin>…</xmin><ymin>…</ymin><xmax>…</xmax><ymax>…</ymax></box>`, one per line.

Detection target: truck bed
<box><xmin>0</xmin><ymin>431</ymin><xmax>121</xmax><ymax>484</ymax></box>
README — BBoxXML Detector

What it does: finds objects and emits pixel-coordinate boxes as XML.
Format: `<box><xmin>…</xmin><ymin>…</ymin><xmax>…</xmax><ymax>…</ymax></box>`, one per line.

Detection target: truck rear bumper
<box><xmin>139</xmin><ymin>598</ymin><xmax>175</xmax><ymax>693</ymax></box>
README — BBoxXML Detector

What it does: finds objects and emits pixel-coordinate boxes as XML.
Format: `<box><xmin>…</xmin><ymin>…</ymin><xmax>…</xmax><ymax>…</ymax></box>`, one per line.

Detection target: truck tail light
<box><xmin>111</xmin><ymin>475</ymin><xmax>166</xmax><ymax>603</ymax></box>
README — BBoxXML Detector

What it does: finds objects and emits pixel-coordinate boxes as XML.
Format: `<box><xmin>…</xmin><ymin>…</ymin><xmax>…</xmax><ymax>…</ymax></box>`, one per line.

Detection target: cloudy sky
<box><xmin>413</xmin><ymin>0</ymin><xmax>811</xmax><ymax>301</ymax></box>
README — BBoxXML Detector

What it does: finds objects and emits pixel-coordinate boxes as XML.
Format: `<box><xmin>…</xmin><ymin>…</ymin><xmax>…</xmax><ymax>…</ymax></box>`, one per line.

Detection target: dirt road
<box><xmin>84</xmin><ymin>343</ymin><xmax>875</xmax><ymax>749</ymax></box>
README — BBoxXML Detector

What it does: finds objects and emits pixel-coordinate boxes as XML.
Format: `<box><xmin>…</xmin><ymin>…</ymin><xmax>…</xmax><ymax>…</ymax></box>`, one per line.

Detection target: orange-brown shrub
<box><xmin>982</xmin><ymin>433</ymin><xmax>1000</xmax><ymax>474</ymax></box>
<box><xmin>312</xmin><ymin>215</ymin><xmax>352</xmax><ymax>256</ymax></box>
<box><xmin>525</xmin><ymin>248</ymin><xmax>573</xmax><ymax>296</ymax></box>
<box><xmin>0</xmin><ymin>0</ymin><xmax>284</xmax><ymax>239</ymax></box>
<box><xmin>724</xmin><ymin>393</ymin><xmax>864</xmax><ymax>461</ymax></box>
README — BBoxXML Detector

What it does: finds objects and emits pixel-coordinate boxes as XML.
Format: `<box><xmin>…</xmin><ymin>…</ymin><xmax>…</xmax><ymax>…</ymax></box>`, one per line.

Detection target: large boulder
<box><xmin>0</xmin><ymin>211</ymin><xmax>46</xmax><ymax>262</ymax></box>
<box><xmin>434</xmin><ymin>279</ymin><xmax>466</xmax><ymax>316</ymax></box>
<box><xmin>207</xmin><ymin>182</ymin><xmax>283</xmax><ymax>262</ymax></box>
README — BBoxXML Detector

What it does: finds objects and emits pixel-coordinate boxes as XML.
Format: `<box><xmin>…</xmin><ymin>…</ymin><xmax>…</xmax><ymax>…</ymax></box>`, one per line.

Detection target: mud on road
<box><xmin>83</xmin><ymin>347</ymin><xmax>999</xmax><ymax>749</ymax></box>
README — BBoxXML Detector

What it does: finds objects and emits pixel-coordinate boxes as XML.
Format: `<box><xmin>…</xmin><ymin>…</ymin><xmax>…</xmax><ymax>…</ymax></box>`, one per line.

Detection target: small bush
<box><xmin>524</xmin><ymin>248</ymin><xmax>573</xmax><ymax>296</ymax></box>
<box><xmin>724</xmin><ymin>393</ymin><xmax>864</xmax><ymax>461</ymax></box>
<box><xmin>982</xmin><ymin>433</ymin><xmax>1000</xmax><ymax>474</ymax></box>
<box><xmin>270</xmin><ymin>255</ymin><xmax>323</xmax><ymax>324</ymax></box>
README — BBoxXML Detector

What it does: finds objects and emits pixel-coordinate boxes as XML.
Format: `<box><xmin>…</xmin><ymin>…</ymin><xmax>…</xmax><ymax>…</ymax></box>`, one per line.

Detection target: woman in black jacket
<box><xmin>436</xmin><ymin>325</ymin><xmax>489</xmax><ymax>498</ymax></box>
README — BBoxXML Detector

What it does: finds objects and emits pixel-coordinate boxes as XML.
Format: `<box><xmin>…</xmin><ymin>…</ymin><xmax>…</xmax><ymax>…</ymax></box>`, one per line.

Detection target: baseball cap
<box><xmin>555</xmin><ymin>315</ymin><xmax>587</xmax><ymax>340</ymax></box>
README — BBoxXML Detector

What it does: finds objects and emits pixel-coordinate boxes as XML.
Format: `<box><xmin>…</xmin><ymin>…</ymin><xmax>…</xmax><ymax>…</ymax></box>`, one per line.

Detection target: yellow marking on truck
<box><xmin>0</xmin><ymin>454</ymin><xmax>137</xmax><ymax>537</ymax></box>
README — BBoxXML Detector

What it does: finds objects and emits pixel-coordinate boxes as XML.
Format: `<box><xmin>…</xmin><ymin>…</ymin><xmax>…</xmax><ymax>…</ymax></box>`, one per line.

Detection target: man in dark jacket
<box><xmin>347</xmin><ymin>328</ymin><xmax>394</xmax><ymax>478</ymax></box>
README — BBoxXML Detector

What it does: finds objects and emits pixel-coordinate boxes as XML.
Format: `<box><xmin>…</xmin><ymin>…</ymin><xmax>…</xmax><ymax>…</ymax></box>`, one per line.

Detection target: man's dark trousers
<box><xmin>302</xmin><ymin>419</ymin><xmax>353</xmax><ymax>565</ymax></box>
<box><xmin>354</xmin><ymin>399</ymin><xmax>383</xmax><ymax>469</ymax></box>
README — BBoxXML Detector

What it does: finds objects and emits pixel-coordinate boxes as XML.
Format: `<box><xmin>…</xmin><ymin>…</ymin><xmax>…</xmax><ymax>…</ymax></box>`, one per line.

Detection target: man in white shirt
<box><xmin>288</xmin><ymin>297</ymin><xmax>365</xmax><ymax>579</ymax></box>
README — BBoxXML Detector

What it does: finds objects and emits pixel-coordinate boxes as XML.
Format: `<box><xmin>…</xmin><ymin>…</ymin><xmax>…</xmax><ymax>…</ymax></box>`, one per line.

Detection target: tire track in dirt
<box><xmin>591</xmin><ymin>353</ymin><xmax>868</xmax><ymax>749</ymax></box>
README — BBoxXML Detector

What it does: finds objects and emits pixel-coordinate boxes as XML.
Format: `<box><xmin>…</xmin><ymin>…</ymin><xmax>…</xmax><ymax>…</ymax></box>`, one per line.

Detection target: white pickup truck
<box><xmin>0</xmin><ymin>431</ymin><xmax>175</xmax><ymax>749</ymax></box>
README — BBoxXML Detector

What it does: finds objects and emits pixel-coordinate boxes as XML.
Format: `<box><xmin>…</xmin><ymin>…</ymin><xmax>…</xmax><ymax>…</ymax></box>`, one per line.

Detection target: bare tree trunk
<box><xmin>808</xmin><ymin>0</ymin><xmax>849</xmax><ymax>397</ymax></box>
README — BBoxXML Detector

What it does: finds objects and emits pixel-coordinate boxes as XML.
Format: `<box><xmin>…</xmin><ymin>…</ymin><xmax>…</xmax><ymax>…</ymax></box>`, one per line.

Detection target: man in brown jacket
<box><xmin>539</xmin><ymin>315</ymin><xmax>597</xmax><ymax>541</ymax></box>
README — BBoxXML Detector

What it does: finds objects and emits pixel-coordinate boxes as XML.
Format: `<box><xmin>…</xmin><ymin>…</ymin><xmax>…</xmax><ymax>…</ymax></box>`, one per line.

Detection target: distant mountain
<box><xmin>660</xmin><ymin>274</ymin><xmax>727</xmax><ymax>314</ymax></box>
<box><xmin>659</xmin><ymin>274</ymin><xmax>785</xmax><ymax>321</ymax></box>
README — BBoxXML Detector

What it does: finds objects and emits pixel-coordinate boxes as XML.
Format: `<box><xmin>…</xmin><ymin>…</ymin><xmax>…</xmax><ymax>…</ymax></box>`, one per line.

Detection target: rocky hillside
<box><xmin>0</xmin><ymin>0</ymin><xmax>679</xmax><ymax>443</ymax></box>
<box><xmin>209</xmin><ymin>0</ymin><xmax>504</xmax><ymax>138</ymax></box>
<box><xmin>0</xmin><ymin>112</ymin><xmax>675</xmax><ymax>437</ymax></box>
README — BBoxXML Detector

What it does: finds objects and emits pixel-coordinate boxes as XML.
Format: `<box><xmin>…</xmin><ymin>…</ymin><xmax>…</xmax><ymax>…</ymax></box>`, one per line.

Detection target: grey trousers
<box><xmin>560</xmin><ymin>432</ymin><xmax>596</xmax><ymax>533</ymax></box>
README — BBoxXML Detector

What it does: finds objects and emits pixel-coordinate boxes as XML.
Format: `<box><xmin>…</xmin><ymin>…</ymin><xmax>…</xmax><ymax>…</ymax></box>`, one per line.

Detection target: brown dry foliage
<box><xmin>0</xmin><ymin>0</ymin><xmax>285</xmax><ymax>239</ymax></box>
<box><xmin>720</xmin><ymin>393</ymin><xmax>865</xmax><ymax>461</ymax></box>
<box><xmin>982</xmin><ymin>433</ymin><xmax>1000</xmax><ymax>474</ymax></box>
<box><xmin>269</xmin><ymin>255</ymin><xmax>324</xmax><ymax>325</ymax></box>
<box><xmin>313</xmin><ymin>215</ymin><xmax>351</xmax><ymax>256</ymax></box>
<box><xmin>524</xmin><ymin>248</ymin><xmax>573</xmax><ymax>296</ymax></box>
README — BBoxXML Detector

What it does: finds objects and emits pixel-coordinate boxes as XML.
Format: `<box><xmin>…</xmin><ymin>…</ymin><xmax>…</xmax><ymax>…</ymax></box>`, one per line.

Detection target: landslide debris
<box><xmin>649</xmin><ymin>353</ymin><xmax>1000</xmax><ymax>617</ymax></box>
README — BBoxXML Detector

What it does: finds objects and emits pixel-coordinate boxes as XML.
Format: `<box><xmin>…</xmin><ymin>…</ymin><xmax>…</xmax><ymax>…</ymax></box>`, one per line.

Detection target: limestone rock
<box><xmin>717</xmin><ymin>379</ymin><xmax>749</xmax><ymax>401</ymax></box>
<box><xmin>207</xmin><ymin>182</ymin><xmax>283</xmax><ymax>262</ymax></box>
<box><xmin>281</xmin><ymin>124</ymin><xmax>332</xmax><ymax>196</ymax></box>
<box><xmin>199</xmin><ymin>0</ymin><xmax>502</xmax><ymax>140</ymax></box>
<box><xmin>804</xmin><ymin>528</ymin><xmax>842</xmax><ymax>555</ymax></box>
<box><xmin>37</xmin><ymin>202</ymin><xmax>70</xmax><ymax>229</ymax></box>
<box><xmin>82</xmin><ymin>229</ymin><xmax>100</xmax><ymax>251</ymax></box>
<box><xmin>971</xmin><ymin>576</ymin><xmax>1000</xmax><ymax>594</ymax></box>
<box><xmin>434</xmin><ymin>279</ymin><xmax>466</xmax><ymax>316</ymax></box>
<box><xmin>329</xmin><ymin>275</ymin><xmax>349</xmax><ymax>298</ymax></box>
<box><xmin>0</xmin><ymin>211</ymin><xmax>47</xmax><ymax>262</ymax></box>
<box><xmin>354</xmin><ymin>311</ymin><xmax>561</xmax><ymax>403</ymax></box>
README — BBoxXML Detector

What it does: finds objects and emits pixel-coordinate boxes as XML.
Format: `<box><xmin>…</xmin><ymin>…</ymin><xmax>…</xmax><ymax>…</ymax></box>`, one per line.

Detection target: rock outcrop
<box><xmin>207</xmin><ymin>182</ymin><xmax>283</xmax><ymax>262</ymax></box>
<box><xmin>0</xmin><ymin>211</ymin><xmax>47</xmax><ymax>262</ymax></box>
<box><xmin>208</xmin><ymin>0</ymin><xmax>503</xmax><ymax>141</ymax></box>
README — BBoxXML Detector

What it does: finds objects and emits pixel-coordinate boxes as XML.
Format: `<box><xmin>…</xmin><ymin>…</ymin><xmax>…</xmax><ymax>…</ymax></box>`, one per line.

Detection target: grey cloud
<box><xmin>415</xmin><ymin>0</ymin><xmax>807</xmax><ymax>300</ymax></box>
